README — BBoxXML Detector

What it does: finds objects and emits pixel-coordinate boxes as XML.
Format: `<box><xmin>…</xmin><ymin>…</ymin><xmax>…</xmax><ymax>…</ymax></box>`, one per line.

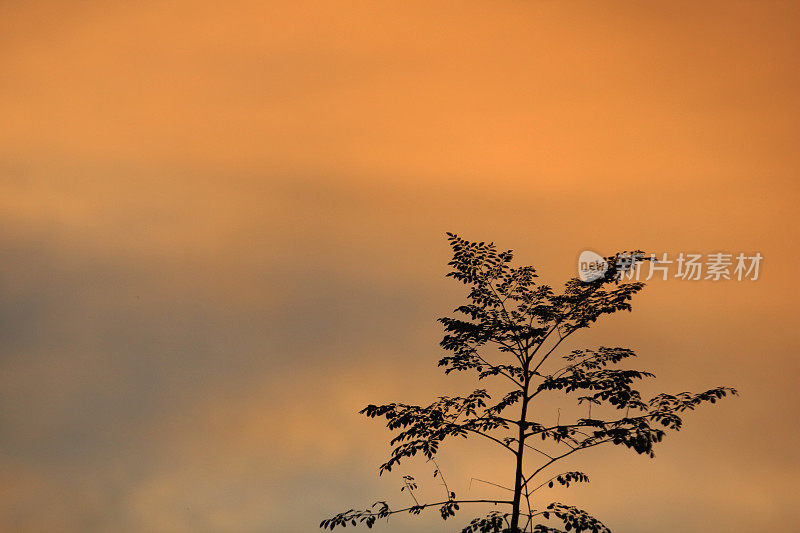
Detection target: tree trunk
<box><xmin>509</xmin><ymin>395</ymin><xmax>528</xmax><ymax>532</ymax></box>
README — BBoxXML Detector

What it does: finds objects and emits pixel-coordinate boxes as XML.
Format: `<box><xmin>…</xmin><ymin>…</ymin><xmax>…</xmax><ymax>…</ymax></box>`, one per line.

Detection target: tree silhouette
<box><xmin>321</xmin><ymin>233</ymin><xmax>737</xmax><ymax>532</ymax></box>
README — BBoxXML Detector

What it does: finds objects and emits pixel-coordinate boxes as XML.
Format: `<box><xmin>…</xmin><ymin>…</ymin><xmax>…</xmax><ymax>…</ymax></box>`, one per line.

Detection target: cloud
<box><xmin>0</xmin><ymin>1</ymin><xmax>798</xmax><ymax>531</ymax></box>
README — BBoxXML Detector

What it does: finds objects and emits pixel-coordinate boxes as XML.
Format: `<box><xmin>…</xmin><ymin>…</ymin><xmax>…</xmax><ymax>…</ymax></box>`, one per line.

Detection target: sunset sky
<box><xmin>1</xmin><ymin>1</ymin><xmax>798</xmax><ymax>532</ymax></box>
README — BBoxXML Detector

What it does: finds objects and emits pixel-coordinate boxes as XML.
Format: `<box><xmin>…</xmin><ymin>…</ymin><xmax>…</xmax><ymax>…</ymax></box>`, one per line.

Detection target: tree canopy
<box><xmin>321</xmin><ymin>233</ymin><xmax>737</xmax><ymax>532</ymax></box>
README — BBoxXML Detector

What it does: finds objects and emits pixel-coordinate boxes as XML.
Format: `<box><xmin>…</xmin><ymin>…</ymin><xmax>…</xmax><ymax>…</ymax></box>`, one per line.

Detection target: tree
<box><xmin>321</xmin><ymin>233</ymin><xmax>737</xmax><ymax>532</ymax></box>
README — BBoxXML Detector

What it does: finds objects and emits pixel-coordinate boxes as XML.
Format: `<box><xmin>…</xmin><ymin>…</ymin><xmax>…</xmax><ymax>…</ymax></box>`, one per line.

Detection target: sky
<box><xmin>1</xmin><ymin>1</ymin><xmax>799</xmax><ymax>531</ymax></box>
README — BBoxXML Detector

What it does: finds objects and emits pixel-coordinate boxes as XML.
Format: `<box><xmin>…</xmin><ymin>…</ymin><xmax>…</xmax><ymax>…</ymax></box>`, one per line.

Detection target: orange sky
<box><xmin>1</xmin><ymin>1</ymin><xmax>798</xmax><ymax>531</ymax></box>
